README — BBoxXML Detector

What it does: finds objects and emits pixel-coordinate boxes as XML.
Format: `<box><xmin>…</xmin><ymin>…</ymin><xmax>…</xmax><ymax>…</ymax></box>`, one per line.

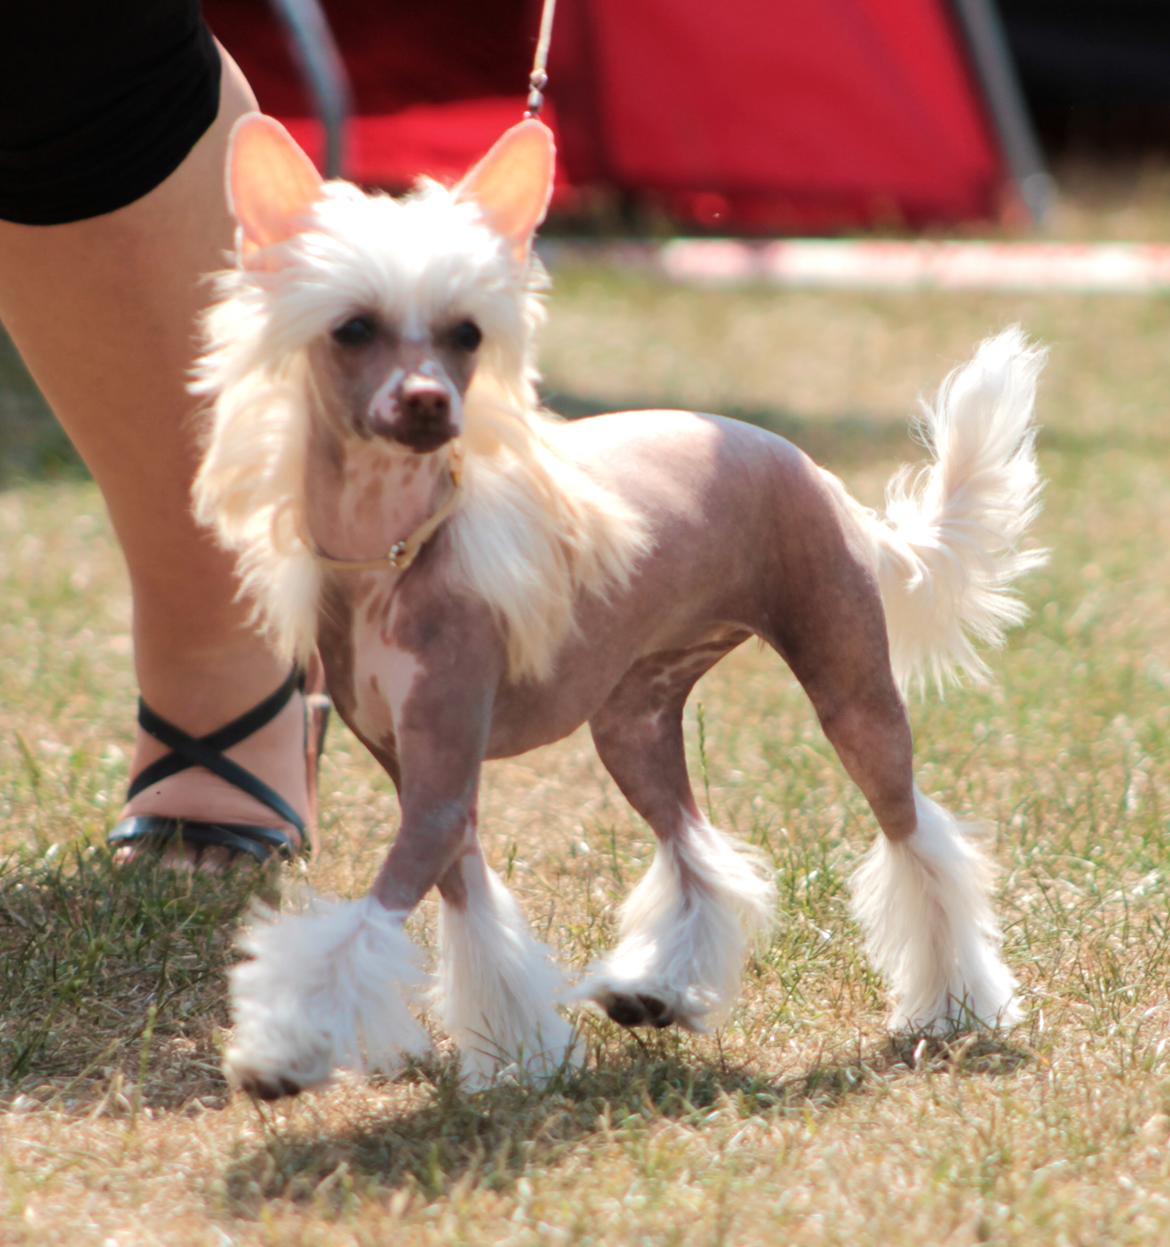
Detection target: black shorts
<box><xmin>0</xmin><ymin>3</ymin><xmax>222</xmax><ymax>225</ymax></box>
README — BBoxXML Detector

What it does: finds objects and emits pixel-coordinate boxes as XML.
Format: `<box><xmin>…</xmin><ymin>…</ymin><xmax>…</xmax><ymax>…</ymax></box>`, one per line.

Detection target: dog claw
<box><xmin>638</xmin><ymin>994</ymin><xmax>674</xmax><ymax>1028</ymax></box>
<box><xmin>604</xmin><ymin>994</ymin><xmax>644</xmax><ymax>1027</ymax></box>
<box><xmin>237</xmin><ymin>1070</ymin><xmax>304</xmax><ymax>1101</ymax></box>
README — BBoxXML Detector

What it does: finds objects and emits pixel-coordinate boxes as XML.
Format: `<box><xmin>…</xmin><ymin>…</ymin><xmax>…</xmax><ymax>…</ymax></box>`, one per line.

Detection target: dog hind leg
<box><xmin>849</xmin><ymin>785</ymin><xmax>1020</xmax><ymax>1033</ymax></box>
<box><xmin>774</xmin><ymin>592</ymin><xmax>1019</xmax><ymax>1035</ymax></box>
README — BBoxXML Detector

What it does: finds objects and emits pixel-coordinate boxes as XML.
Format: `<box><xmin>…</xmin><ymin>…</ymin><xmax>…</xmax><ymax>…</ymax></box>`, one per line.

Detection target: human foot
<box><xmin>109</xmin><ymin>665</ymin><xmax>329</xmax><ymax>872</ymax></box>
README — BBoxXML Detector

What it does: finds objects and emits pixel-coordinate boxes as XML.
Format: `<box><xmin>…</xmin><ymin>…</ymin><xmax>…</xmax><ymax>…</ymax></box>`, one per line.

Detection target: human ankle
<box><xmin>123</xmin><ymin>691</ymin><xmax>311</xmax><ymax>829</ymax></box>
<box><xmin>132</xmin><ymin>635</ymin><xmax>291</xmax><ymax>737</ymax></box>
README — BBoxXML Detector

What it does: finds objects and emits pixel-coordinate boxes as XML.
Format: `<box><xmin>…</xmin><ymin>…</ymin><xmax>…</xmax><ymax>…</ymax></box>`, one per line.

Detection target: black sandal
<box><xmin>107</xmin><ymin>666</ymin><xmax>329</xmax><ymax>866</ymax></box>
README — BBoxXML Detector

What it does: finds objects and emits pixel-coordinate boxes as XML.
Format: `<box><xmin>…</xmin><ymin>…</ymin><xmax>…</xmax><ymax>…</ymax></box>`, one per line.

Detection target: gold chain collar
<box><xmin>300</xmin><ymin>440</ymin><xmax>465</xmax><ymax>574</ymax></box>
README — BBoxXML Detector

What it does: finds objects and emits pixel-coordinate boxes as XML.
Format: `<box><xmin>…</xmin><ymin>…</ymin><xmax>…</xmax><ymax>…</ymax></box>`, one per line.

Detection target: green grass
<box><xmin>2</xmin><ymin>214</ymin><xmax>1170</xmax><ymax>1243</ymax></box>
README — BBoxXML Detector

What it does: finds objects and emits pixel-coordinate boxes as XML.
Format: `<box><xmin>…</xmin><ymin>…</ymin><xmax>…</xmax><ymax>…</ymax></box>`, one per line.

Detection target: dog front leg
<box><xmin>434</xmin><ymin>841</ymin><xmax>580</xmax><ymax>1089</ymax></box>
<box><xmin>225</xmin><ymin>784</ymin><xmax>476</xmax><ymax>1101</ymax></box>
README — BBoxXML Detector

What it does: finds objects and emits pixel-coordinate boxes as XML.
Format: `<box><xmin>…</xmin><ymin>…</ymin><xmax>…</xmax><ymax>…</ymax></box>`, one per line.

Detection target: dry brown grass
<box><xmin>2</xmin><ymin>174</ymin><xmax>1170</xmax><ymax>1245</ymax></box>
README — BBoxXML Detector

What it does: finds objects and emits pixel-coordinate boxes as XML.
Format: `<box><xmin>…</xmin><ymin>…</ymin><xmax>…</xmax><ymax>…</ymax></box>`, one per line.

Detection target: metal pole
<box><xmin>267</xmin><ymin>0</ymin><xmax>352</xmax><ymax>178</ymax></box>
<box><xmin>949</xmin><ymin>0</ymin><xmax>1051</xmax><ymax>226</ymax></box>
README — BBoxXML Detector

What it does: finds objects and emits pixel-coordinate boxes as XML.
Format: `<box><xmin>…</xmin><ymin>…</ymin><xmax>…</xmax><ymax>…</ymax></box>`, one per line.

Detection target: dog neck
<box><xmin>301</xmin><ymin>422</ymin><xmax>461</xmax><ymax>574</ymax></box>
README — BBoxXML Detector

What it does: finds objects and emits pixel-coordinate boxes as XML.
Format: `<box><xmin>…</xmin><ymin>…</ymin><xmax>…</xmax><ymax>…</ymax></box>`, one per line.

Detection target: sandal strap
<box><xmin>126</xmin><ymin>667</ymin><xmax>305</xmax><ymax>836</ymax></box>
<box><xmin>108</xmin><ymin>816</ymin><xmax>299</xmax><ymax>864</ymax></box>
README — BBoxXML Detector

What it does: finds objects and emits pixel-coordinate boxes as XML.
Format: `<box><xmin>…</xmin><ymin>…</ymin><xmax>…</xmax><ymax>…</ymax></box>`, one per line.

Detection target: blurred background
<box><xmin>3</xmin><ymin>0</ymin><xmax>1170</xmax><ymax>478</ymax></box>
<box><xmin>200</xmin><ymin>0</ymin><xmax>1170</xmax><ymax>233</ymax></box>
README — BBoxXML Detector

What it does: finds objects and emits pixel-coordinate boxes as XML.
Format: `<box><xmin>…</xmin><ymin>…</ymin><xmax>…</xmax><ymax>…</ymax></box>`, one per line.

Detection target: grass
<box><xmin>2</xmin><ymin>181</ymin><xmax>1170</xmax><ymax>1243</ymax></box>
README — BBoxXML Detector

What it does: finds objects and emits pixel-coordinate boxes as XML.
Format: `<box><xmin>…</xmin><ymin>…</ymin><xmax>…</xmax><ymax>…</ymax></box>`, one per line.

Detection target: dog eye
<box><xmin>449</xmin><ymin>319</ymin><xmax>482</xmax><ymax>352</ymax></box>
<box><xmin>332</xmin><ymin>315</ymin><xmax>377</xmax><ymax>347</ymax></box>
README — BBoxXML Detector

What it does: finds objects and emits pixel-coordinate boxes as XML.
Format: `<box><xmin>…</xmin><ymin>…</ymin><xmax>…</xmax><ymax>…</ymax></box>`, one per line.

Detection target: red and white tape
<box><xmin>544</xmin><ymin>239</ymin><xmax>1170</xmax><ymax>293</ymax></box>
<box><xmin>660</xmin><ymin>239</ymin><xmax>1170</xmax><ymax>292</ymax></box>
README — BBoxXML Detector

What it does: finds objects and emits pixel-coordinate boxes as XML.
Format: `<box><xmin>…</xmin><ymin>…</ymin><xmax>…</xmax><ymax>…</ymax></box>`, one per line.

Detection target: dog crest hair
<box><xmin>193</xmin><ymin>117</ymin><xmax>648</xmax><ymax>680</ymax></box>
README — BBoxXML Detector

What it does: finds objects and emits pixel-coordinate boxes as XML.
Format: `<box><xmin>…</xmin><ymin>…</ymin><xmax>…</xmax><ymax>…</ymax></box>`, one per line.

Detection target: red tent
<box><xmin>204</xmin><ymin>0</ymin><xmax>1043</xmax><ymax>231</ymax></box>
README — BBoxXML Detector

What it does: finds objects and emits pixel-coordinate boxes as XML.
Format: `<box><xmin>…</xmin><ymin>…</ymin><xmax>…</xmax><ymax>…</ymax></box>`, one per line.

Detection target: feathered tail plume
<box><xmin>842</xmin><ymin>327</ymin><xmax>1047</xmax><ymax>693</ymax></box>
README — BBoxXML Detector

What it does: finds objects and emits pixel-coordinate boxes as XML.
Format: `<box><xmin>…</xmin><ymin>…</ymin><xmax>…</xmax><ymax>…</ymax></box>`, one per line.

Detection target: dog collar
<box><xmin>301</xmin><ymin>440</ymin><xmax>464</xmax><ymax>573</ymax></box>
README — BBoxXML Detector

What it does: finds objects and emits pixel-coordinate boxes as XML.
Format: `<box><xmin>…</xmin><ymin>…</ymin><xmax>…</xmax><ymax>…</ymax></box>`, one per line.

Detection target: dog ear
<box><xmin>455</xmin><ymin>119</ymin><xmax>556</xmax><ymax>261</ymax></box>
<box><xmin>227</xmin><ymin>114</ymin><xmax>323</xmax><ymax>270</ymax></box>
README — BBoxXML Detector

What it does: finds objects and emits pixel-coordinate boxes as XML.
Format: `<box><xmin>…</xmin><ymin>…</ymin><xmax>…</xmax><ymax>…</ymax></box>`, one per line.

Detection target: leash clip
<box><xmin>524</xmin><ymin>0</ymin><xmax>557</xmax><ymax>119</ymax></box>
<box><xmin>526</xmin><ymin>69</ymin><xmax>549</xmax><ymax>118</ymax></box>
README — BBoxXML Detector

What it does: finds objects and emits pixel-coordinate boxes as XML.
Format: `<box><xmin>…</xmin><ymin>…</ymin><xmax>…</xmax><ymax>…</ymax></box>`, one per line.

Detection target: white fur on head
<box><xmin>225</xmin><ymin>891</ymin><xmax>431</xmax><ymax>1096</ymax></box>
<box><xmin>435</xmin><ymin>853</ymin><xmax>580</xmax><ymax>1088</ymax></box>
<box><xmin>580</xmin><ymin>816</ymin><xmax>776</xmax><ymax>1031</ymax></box>
<box><xmin>849</xmin><ymin>789</ymin><xmax>1020</xmax><ymax>1033</ymax></box>
<box><xmin>193</xmin><ymin>116</ymin><xmax>646</xmax><ymax>675</ymax></box>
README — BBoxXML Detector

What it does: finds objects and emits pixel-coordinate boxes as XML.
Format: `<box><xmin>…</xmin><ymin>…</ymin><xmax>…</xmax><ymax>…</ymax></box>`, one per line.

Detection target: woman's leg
<box><xmin>0</xmin><ymin>46</ymin><xmax>310</xmax><ymax>866</ymax></box>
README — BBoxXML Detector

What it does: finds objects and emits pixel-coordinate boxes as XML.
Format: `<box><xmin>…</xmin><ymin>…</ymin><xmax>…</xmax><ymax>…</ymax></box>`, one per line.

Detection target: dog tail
<box><xmin>840</xmin><ymin>327</ymin><xmax>1047</xmax><ymax>694</ymax></box>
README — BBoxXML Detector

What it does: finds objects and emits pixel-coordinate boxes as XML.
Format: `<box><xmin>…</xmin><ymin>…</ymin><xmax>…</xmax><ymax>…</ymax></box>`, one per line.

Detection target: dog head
<box><xmin>214</xmin><ymin>114</ymin><xmax>556</xmax><ymax>455</ymax></box>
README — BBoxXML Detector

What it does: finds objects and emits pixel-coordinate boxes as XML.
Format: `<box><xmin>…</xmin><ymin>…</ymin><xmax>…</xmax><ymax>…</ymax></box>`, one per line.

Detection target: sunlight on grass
<box><xmin>2</xmin><ymin>261</ymin><xmax>1169</xmax><ymax>1244</ymax></box>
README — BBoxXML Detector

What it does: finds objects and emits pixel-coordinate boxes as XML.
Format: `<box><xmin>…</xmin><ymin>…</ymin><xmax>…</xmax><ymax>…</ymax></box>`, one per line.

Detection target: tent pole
<box><xmin>267</xmin><ymin>0</ymin><xmax>352</xmax><ymax>178</ymax></box>
<box><xmin>948</xmin><ymin>0</ymin><xmax>1051</xmax><ymax>226</ymax></box>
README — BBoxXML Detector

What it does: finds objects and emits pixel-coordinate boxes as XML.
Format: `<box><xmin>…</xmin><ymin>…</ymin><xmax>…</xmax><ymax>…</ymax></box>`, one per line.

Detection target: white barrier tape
<box><xmin>543</xmin><ymin>240</ymin><xmax>1170</xmax><ymax>293</ymax></box>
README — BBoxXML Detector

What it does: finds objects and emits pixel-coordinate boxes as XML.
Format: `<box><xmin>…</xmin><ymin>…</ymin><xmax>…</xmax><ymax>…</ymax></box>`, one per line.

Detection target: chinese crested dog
<box><xmin>193</xmin><ymin>115</ymin><xmax>1045</xmax><ymax>1097</ymax></box>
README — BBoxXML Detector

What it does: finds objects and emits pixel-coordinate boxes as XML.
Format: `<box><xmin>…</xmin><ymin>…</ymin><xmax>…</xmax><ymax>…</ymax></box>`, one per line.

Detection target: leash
<box><xmin>524</xmin><ymin>0</ymin><xmax>558</xmax><ymax>118</ymax></box>
<box><xmin>301</xmin><ymin>441</ymin><xmax>465</xmax><ymax>574</ymax></box>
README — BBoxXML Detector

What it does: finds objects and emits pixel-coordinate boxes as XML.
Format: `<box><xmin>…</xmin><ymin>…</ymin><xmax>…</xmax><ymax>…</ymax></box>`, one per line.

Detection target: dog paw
<box><xmin>233</xmin><ymin>1065</ymin><xmax>307</xmax><ymax>1101</ymax></box>
<box><xmin>599</xmin><ymin>990</ymin><xmax>676</xmax><ymax>1030</ymax></box>
<box><xmin>223</xmin><ymin>1042</ymin><xmax>333</xmax><ymax>1099</ymax></box>
<box><xmin>223</xmin><ymin>1027</ymin><xmax>338</xmax><ymax>1101</ymax></box>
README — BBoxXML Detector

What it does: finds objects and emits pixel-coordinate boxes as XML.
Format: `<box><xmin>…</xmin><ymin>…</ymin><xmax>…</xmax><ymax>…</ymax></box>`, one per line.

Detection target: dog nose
<box><xmin>400</xmin><ymin>383</ymin><xmax>450</xmax><ymax>424</ymax></box>
<box><xmin>384</xmin><ymin>372</ymin><xmax>457</xmax><ymax>451</ymax></box>
<box><xmin>365</xmin><ymin>371</ymin><xmax>457</xmax><ymax>448</ymax></box>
